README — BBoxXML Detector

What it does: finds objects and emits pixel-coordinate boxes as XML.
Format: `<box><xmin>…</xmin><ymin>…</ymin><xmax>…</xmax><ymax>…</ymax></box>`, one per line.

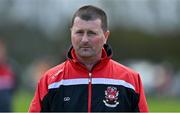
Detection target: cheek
<box><xmin>71</xmin><ymin>36</ymin><xmax>79</xmax><ymax>46</ymax></box>
<box><xmin>92</xmin><ymin>37</ymin><xmax>105</xmax><ymax>47</ymax></box>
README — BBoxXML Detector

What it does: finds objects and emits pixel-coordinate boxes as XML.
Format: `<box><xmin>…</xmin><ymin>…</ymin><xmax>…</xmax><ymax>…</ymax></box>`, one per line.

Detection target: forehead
<box><xmin>72</xmin><ymin>17</ymin><xmax>102</xmax><ymax>30</ymax></box>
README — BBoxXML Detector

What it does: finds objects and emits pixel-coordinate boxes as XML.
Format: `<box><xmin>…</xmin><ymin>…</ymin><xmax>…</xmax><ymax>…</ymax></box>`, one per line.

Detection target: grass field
<box><xmin>12</xmin><ymin>90</ymin><xmax>33</xmax><ymax>112</ymax></box>
<box><xmin>12</xmin><ymin>90</ymin><xmax>180</xmax><ymax>112</ymax></box>
<box><xmin>147</xmin><ymin>96</ymin><xmax>180</xmax><ymax>112</ymax></box>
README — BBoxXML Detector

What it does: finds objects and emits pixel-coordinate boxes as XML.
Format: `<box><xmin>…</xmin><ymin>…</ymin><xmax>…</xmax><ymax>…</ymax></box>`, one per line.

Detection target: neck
<box><xmin>76</xmin><ymin>54</ymin><xmax>102</xmax><ymax>71</ymax></box>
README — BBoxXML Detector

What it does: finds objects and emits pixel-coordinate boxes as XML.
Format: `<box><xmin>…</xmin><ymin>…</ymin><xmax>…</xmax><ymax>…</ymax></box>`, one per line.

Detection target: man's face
<box><xmin>71</xmin><ymin>17</ymin><xmax>109</xmax><ymax>59</ymax></box>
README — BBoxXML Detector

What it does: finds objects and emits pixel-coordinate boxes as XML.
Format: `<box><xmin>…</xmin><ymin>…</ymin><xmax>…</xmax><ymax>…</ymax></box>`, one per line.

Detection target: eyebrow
<box><xmin>73</xmin><ymin>27</ymin><xmax>99</xmax><ymax>32</ymax></box>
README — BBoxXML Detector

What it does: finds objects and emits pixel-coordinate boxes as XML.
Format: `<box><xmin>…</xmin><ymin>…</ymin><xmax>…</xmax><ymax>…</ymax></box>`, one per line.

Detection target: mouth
<box><xmin>79</xmin><ymin>47</ymin><xmax>91</xmax><ymax>51</ymax></box>
<box><xmin>82</xmin><ymin>47</ymin><xmax>90</xmax><ymax>48</ymax></box>
<box><xmin>80</xmin><ymin>46</ymin><xmax>91</xmax><ymax>48</ymax></box>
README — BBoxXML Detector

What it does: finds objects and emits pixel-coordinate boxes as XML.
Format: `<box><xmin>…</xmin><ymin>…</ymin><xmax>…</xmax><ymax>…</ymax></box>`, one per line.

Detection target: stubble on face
<box><xmin>71</xmin><ymin>17</ymin><xmax>106</xmax><ymax>63</ymax></box>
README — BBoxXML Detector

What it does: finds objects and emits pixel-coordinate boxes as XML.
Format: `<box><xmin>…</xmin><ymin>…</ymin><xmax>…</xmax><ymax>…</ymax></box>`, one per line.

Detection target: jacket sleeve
<box><xmin>28</xmin><ymin>76</ymin><xmax>48</xmax><ymax>112</ymax></box>
<box><xmin>137</xmin><ymin>74</ymin><xmax>149</xmax><ymax>112</ymax></box>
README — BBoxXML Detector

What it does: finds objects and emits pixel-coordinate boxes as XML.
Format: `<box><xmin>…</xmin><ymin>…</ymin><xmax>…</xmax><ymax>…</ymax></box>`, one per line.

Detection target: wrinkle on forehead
<box><xmin>72</xmin><ymin>17</ymin><xmax>102</xmax><ymax>31</ymax></box>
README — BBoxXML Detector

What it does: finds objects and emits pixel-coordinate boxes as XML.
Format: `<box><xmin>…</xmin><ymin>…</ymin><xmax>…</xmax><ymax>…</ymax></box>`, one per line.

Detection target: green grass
<box><xmin>12</xmin><ymin>90</ymin><xmax>180</xmax><ymax>112</ymax></box>
<box><xmin>147</xmin><ymin>96</ymin><xmax>180</xmax><ymax>112</ymax></box>
<box><xmin>12</xmin><ymin>90</ymin><xmax>33</xmax><ymax>112</ymax></box>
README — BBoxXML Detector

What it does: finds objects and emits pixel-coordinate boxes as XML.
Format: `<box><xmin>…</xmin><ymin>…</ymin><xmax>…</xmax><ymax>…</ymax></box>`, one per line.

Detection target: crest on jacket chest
<box><xmin>103</xmin><ymin>86</ymin><xmax>119</xmax><ymax>108</ymax></box>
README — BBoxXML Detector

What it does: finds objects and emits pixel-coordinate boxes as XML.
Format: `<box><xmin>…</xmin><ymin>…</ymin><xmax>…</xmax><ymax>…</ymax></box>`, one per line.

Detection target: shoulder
<box><xmin>38</xmin><ymin>61</ymin><xmax>67</xmax><ymax>85</ymax></box>
<box><xmin>110</xmin><ymin>59</ymin><xmax>139</xmax><ymax>76</ymax></box>
<box><xmin>45</xmin><ymin>62</ymin><xmax>66</xmax><ymax>77</ymax></box>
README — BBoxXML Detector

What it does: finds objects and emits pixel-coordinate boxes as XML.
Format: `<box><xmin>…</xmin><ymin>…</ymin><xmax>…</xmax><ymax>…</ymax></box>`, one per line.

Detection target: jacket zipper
<box><xmin>88</xmin><ymin>72</ymin><xmax>92</xmax><ymax>113</ymax></box>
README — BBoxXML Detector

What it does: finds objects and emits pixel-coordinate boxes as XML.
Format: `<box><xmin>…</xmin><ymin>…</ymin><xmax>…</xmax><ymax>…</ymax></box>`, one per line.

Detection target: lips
<box><xmin>79</xmin><ymin>47</ymin><xmax>91</xmax><ymax>51</ymax></box>
<box><xmin>79</xmin><ymin>45</ymin><xmax>91</xmax><ymax>48</ymax></box>
<box><xmin>81</xmin><ymin>47</ymin><xmax>90</xmax><ymax>48</ymax></box>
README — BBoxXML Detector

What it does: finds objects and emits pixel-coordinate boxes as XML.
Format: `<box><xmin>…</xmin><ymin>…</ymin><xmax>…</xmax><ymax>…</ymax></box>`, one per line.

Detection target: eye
<box><xmin>87</xmin><ymin>31</ymin><xmax>97</xmax><ymax>36</ymax></box>
<box><xmin>76</xmin><ymin>30</ymin><xmax>84</xmax><ymax>34</ymax></box>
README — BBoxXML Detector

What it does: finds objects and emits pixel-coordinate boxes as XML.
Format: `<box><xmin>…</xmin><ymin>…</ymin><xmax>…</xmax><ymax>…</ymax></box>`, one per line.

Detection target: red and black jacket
<box><xmin>29</xmin><ymin>44</ymin><xmax>148</xmax><ymax>112</ymax></box>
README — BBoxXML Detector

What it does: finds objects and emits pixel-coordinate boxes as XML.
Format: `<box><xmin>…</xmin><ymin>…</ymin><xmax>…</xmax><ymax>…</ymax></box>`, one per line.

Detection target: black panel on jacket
<box><xmin>41</xmin><ymin>85</ymin><xmax>88</xmax><ymax>112</ymax></box>
<box><xmin>91</xmin><ymin>84</ymin><xmax>139</xmax><ymax>112</ymax></box>
<box><xmin>41</xmin><ymin>84</ymin><xmax>139</xmax><ymax>112</ymax></box>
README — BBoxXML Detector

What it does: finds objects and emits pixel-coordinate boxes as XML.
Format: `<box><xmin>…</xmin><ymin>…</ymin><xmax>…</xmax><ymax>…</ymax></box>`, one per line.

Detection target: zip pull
<box><xmin>88</xmin><ymin>73</ymin><xmax>92</xmax><ymax>82</ymax></box>
<box><xmin>89</xmin><ymin>73</ymin><xmax>92</xmax><ymax>77</ymax></box>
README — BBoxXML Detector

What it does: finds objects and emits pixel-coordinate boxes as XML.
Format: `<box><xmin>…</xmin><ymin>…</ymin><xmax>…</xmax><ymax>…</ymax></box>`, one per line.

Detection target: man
<box><xmin>29</xmin><ymin>5</ymin><xmax>148</xmax><ymax>112</ymax></box>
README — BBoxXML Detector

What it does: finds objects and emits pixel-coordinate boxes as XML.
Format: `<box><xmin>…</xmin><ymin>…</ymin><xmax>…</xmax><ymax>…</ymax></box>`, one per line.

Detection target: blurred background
<box><xmin>0</xmin><ymin>0</ymin><xmax>180</xmax><ymax>112</ymax></box>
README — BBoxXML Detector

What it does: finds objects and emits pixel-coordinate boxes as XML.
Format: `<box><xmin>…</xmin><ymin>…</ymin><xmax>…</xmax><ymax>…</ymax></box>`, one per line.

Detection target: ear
<box><xmin>104</xmin><ymin>30</ymin><xmax>110</xmax><ymax>44</ymax></box>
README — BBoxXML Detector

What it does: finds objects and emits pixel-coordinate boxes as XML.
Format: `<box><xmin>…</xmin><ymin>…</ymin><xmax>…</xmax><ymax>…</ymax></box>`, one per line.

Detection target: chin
<box><xmin>78</xmin><ymin>53</ymin><xmax>93</xmax><ymax>58</ymax></box>
<box><xmin>80</xmin><ymin>54</ymin><xmax>92</xmax><ymax>58</ymax></box>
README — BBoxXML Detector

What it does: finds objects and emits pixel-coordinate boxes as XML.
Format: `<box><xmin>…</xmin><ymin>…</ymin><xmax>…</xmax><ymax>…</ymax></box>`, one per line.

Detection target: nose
<box><xmin>81</xmin><ymin>34</ymin><xmax>88</xmax><ymax>43</ymax></box>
